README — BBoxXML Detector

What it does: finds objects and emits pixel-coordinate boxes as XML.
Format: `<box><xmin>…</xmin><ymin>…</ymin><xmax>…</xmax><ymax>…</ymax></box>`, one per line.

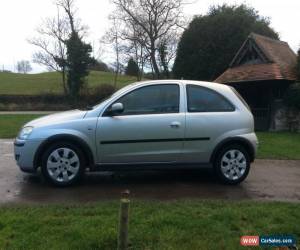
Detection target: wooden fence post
<box><xmin>118</xmin><ymin>190</ymin><xmax>130</xmax><ymax>250</ymax></box>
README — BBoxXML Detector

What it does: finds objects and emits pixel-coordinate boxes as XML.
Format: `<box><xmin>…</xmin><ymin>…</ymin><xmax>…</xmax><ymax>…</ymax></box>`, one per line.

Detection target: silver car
<box><xmin>14</xmin><ymin>80</ymin><xmax>258</xmax><ymax>186</ymax></box>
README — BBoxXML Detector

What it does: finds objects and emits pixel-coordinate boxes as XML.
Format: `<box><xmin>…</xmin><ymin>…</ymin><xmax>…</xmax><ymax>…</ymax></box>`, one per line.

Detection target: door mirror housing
<box><xmin>110</xmin><ymin>102</ymin><xmax>124</xmax><ymax>116</ymax></box>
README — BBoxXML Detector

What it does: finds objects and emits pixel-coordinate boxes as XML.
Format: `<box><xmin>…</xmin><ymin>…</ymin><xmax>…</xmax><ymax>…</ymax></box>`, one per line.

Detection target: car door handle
<box><xmin>170</xmin><ymin>121</ymin><xmax>181</xmax><ymax>128</ymax></box>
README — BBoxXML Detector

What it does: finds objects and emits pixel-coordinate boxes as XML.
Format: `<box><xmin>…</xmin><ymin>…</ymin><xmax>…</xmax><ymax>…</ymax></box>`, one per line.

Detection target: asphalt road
<box><xmin>0</xmin><ymin>139</ymin><xmax>299</xmax><ymax>204</ymax></box>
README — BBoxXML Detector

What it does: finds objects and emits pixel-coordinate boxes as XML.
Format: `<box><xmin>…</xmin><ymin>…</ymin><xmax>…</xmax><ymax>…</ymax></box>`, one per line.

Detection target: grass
<box><xmin>0</xmin><ymin>200</ymin><xmax>299</xmax><ymax>249</ymax></box>
<box><xmin>0</xmin><ymin>71</ymin><xmax>138</xmax><ymax>95</ymax></box>
<box><xmin>0</xmin><ymin>114</ymin><xmax>300</xmax><ymax>160</ymax></box>
<box><xmin>256</xmin><ymin>132</ymin><xmax>300</xmax><ymax>160</ymax></box>
<box><xmin>0</xmin><ymin>114</ymin><xmax>43</xmax><ymax>138</ymax></box>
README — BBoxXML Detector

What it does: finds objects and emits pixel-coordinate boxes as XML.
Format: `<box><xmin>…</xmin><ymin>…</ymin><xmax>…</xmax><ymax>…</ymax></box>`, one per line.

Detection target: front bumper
<box><xmin>14</xmin><ymin>138</ymin><xmax>44</xmax><ymax>173</ymax></box>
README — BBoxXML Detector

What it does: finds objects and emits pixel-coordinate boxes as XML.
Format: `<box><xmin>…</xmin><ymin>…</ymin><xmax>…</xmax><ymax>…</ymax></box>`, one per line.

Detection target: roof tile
<box><xmin>215</xmin><ymin>33</ymin><xmax>297</xmax><ymax>83</ymax></box>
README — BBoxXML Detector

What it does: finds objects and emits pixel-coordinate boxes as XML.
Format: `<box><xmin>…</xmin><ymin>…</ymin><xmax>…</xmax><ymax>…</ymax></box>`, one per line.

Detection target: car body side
<box><xmin>14</xmin><ymin>80</ymin><xmax>258</xmax><ymax>173</ymax></box>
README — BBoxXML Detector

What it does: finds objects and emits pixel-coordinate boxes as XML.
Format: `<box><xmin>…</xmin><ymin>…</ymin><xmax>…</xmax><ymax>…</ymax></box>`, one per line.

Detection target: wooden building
<box><xmin>215</xmin><ymin>33</ymin><xmax>297</xmax><ymax>130</ymax></box>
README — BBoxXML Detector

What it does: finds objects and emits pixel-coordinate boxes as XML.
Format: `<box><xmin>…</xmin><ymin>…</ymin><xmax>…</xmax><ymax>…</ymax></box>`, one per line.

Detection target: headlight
<box><xmin>18</xmin><ymin>126</ymin><xmax>33</xmax><ymax>140</ymax></box>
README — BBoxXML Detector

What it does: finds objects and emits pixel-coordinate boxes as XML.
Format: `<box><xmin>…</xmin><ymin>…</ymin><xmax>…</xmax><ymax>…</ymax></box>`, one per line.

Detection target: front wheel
<box><xmin>214</xmin><ymin>144</ymin><xmax>250</xmax><ymax>185</ymax></box>
<box><xmin>41</xmin><ymin>142</ymin><xmax>85</xmax><ymax>186</ymax></box>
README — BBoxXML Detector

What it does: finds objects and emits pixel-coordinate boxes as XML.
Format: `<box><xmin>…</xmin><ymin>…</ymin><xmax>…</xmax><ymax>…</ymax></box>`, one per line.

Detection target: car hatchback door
<box><xmin>96</xmin><ymin>83</ymin><xmax>185</xmax><ymax>164</ymax></box>
<box><xmin>182</xmin><ymin>84</ymin><xmax>236</xmax><ymax>163</ymax></box>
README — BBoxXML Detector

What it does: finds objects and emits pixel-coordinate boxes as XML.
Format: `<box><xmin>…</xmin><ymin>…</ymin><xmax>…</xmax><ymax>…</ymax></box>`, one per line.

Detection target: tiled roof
<box><xmin>215</xmin><ymin>33</ymin><xmax>297</xmax><ymax>83</ymax></box>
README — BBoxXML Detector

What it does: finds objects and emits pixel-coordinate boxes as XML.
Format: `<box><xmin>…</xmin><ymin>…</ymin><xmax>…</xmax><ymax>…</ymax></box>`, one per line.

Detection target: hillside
<box><xmin>0</xmin><ymin>71</ymin><xmax>138</xmax><ymax>95</ymax></box>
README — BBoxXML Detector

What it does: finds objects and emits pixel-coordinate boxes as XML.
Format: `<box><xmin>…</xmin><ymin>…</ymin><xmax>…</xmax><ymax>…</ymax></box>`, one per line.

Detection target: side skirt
<box><xmin>92</xmin><ymin>162</ymin><xmax>212</xmax><ymax>171</ymax></box>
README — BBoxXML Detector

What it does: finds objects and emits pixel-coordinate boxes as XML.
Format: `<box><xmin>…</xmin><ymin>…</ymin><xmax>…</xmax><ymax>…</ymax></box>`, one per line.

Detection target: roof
<box><xmin>215</xmin><ymin>33</ymin><xmax>297</xmax><ymax>83</ymax></box>
<box><xmin>111</xmin><ymin>79</ymin><xmax>232</xmax><ymax>98</ymax></box>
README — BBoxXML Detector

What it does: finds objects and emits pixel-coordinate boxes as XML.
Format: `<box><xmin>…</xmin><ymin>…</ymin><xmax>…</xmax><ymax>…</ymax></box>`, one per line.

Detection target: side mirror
<box><xmin>110</xmin><ymin>102</ymin><xmax>124</xmax><ymax>116</ymax></box>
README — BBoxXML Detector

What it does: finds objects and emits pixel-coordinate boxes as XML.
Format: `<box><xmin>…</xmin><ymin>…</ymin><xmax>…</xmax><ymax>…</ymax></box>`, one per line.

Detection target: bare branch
<box><xmin>110</xmin><ymin>0</ymin><xmax>187</xmax><ymax>78</ymax></box>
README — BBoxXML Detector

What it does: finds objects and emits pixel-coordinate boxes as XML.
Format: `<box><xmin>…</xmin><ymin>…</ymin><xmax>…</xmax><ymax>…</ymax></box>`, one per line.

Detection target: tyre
<box><xmin>41</xmin><ymin>142</ymin><xmax>85</xmax><ymax>186</ymax></box>
<box><xmin>214</xmin><ymin>144</ymin><xmax>250</xmax><ymax>185</ymax></box>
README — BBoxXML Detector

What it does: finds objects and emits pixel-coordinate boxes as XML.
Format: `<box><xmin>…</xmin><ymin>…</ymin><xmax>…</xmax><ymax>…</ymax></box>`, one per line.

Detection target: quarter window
<box><xmin>187</xmin><ymin>85</ymin><xmax>235</xmax><ymax>112</ymax></box>
<box><xmin>107</xmin><ymin>84</ymin><xmax>179</xmax><ymax>116</ymax></box>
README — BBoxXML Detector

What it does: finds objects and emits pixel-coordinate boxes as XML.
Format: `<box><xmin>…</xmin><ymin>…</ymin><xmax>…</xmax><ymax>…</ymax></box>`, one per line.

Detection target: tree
<box><xmin>102</xmin><ymin>16</ymin><xmax>123</xmax><ymax>88</ymax></box>
<box><xmin>29</xmin><ymin>7</ymin><xmax>69</xmax><ymax>93</ymax></box>
<box><xmin>89</xmin><ymin>59</ymin><xmax>110</xmax><ymax>72</ymax></box>
<box><xmin>125</xmin><ymin>58</ymin><xmax>139</xmax><ymax>77</ymax></box>
<box><xmin>65</xmin><ymin>32</ymin><xmax>92</xmax><ymax>98</ymax></box>
<box><xmin>297</xmin><ymin>49</ymin><xmax>300</xmax><ymax>81</ymax></box>
<box><xmin>173</xmin><ymin>4</ymin><xmax>279</xmax><ymax>81</ymax></box>
<box><xmin>120</xmin><ymin>21</ymin><xmax>148</xmax><ymax>80</ymax></box>
<box><xmin>29</xmin><ymin>0</ymin><xmax>88</xmax><ymax>94</ymax></box>
<box><xmin>111</xmin><ymin>0</ymin><xmax>186</xmax><ymax>79</ymax></box>
<box><xmin>17</xmin><ymin>60</ymin><xmax>32</xmax><ymax>74</ymax></box>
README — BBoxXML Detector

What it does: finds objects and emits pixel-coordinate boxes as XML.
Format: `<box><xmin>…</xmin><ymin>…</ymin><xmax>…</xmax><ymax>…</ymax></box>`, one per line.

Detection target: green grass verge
<box><xmin>0</xmin><ymin>201</ymin><xmax>299</xmax><ymax>250</ymax></box>
<box><xmin>256</xmin><ymin>132</ymin><xmax>300</xmax><ymax>160</ymax></box>
<box><xmin>0</xmin><ymin>114</ymin><xmax>43</xmax><ymax>138</ymax></box>
<box><xmin>0</xmin><ymin>71</ymin><xmax>137</xmax><ymax>95</ymax></box>
<box><xmin>1</xmin><ymin>114</ymin><xmax>300</xmax><ymax>160</ymax></box>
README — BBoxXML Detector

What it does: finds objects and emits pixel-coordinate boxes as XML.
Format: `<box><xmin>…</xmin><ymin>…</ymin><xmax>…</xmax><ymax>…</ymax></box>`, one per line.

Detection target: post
<box><xmin>118</xmin><ymin>190</ymin><xmax>130</xmax><ymax>250</ymax></box>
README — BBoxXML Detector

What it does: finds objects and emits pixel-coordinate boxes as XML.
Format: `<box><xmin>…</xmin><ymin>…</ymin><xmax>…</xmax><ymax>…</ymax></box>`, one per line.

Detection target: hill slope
<box><xmin>0</xmin><ymin>71</ymin><xmax>138</xmax><ymax>95</ymax></box>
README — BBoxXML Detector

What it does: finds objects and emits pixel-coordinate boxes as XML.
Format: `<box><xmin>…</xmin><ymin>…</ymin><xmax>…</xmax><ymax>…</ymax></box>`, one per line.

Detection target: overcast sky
<box><xmin>0</xmin><ymin>0</ymin><xmax>299</xmax><ymax>73</ymax></box>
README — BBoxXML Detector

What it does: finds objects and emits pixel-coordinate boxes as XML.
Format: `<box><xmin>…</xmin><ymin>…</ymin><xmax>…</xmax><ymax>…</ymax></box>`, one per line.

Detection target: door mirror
<box><xmin>110</xmin><ymin>102</ymin><xmax>124</xmax><ymax>116</ymax></box>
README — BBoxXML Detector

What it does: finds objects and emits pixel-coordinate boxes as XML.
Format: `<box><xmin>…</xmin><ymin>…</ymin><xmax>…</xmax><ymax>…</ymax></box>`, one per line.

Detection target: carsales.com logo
<box><xmin>240</xmin><ymin>235</ymin><xmax>296</xmax><ymax>247</ymax></box>
<box><xmin>240</xmin><ymin>236</ymin><xmax>260</xmax><ymax>246</ymax></box>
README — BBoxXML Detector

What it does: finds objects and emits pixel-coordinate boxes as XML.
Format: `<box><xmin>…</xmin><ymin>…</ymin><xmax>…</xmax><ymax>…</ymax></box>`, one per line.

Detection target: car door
<box><xmin>96</xmin><ymin>83</ymin><xmax>185</xmax><ymax>164</ymax></box>
<box><xmin>182</xmin><ymin>84</ymin><xmax>236</xmax><ymax>163</ymax></box>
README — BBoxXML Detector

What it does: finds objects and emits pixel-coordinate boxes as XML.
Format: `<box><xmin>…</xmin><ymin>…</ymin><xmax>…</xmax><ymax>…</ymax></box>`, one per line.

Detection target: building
<box><xmin>215</xmin><ymin>33</ymin><xmax>297</xmax><ymax>130</ymax></box>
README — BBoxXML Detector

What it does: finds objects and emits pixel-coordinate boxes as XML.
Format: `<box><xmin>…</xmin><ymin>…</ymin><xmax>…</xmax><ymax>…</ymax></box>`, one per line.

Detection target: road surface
<box><xmin>0</xmin><ymin>139</ymin><xmax>299</xmax><ymax>204</ymax></box>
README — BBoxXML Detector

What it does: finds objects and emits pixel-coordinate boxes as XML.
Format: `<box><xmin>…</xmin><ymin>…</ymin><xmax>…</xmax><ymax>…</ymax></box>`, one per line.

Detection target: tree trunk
<box><xmin>150</xmin><ymin>43</ymin><xmax>160</xmax><ymax>79</ymax></box>
<box><xmin>61</xmin><ymin>68</ymin><xmax>67</xmax><ymax>95</ymax></box>
<box><xmin>114</xmin><ymin>68</ymin><xmax>119</xmax><ymax>89</ymax></box>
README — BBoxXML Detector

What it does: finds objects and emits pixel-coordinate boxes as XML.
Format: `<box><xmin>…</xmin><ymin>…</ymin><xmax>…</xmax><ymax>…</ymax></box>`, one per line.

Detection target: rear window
<box><xmin>186</xmin><ymin>85</ymin><xmax>235</xmax><ymax>112</ymax></box>
<box><xmin>230</xmin><ymin>87</ymin><xmax>251</xmax><ymax>111</ymax></box>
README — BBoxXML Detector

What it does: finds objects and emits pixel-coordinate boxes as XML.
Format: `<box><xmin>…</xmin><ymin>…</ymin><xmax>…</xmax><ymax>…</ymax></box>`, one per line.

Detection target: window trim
<box><xmin>103</xmin><ymin>83</ymin><xmax>180</xmax><ymax>117</ymax></box>
<box><xmin>230</xmin><ymin>87</ymin><xmax>251</xmax><ymax>111</ymax></box>
<box><xmin>186</xmin><ymin>84</ymin><xmax>235</xmax><ymax>113</ymax></box>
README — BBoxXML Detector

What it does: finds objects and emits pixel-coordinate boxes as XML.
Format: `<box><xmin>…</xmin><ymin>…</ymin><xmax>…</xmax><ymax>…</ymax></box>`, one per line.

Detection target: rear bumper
<box><xmin>14</xmin><ymin>138</ymin><xmax>44</xmax><ymax>173</ymax></box>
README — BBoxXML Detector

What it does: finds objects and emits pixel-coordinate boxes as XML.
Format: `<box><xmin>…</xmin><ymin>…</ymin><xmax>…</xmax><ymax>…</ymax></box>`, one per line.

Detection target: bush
<box><xmin>87</xmin><ymin>84</ymin><xmax>116</xmax><ymax>104</ymax></box>
<box><xmin>125</xmin><ymin>58</ymin><xmax>139</xmax><ymax>77</ymax></box>
<box><xmin>283</xmin><ymin>83</ymin><xmax>300</xmax><ymax>110</ymax></box>
<box><xmin>89</xmin><ymin>59</ymin><xmax>111</xmax><ymax>72</ymax></box>
<box><xmin>0</xmin><ymin>84</ymin><xmax>117</xmax><ymax>111</ymax></box>
<box><xmin>297</xmin><ymin>49</ymin><xmax>300</xmax><ymax>80</ymax></box>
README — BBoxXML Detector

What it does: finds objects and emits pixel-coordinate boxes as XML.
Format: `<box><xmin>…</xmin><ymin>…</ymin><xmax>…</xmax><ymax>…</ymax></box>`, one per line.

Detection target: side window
<box><xmin>187</xmin><ymin>85</ymin><xmax>235</xmax><ymax>112</ymax></box>
<box><xmin>107</xmin><ymin>84</ymin><xmax>179</xmax><ymax>116</ymax></box>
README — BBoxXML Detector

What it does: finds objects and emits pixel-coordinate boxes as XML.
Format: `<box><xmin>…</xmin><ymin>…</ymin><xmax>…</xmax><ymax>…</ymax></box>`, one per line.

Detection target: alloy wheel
<box><xmin>46</xmin><ymin>147</ymin><xmax>80</xmax><ymax>183</ymax></box>
<box><xmin>220</xmin><ymin>149</ymin><xmax>247</xmax><ymax>181</ymax></box>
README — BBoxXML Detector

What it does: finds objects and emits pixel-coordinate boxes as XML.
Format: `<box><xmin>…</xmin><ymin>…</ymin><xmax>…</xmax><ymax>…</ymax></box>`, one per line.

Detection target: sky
<box><xmin>0</xmin><ymin>0</ymin><xmax>299</xmax><ymax>73</ymax></box>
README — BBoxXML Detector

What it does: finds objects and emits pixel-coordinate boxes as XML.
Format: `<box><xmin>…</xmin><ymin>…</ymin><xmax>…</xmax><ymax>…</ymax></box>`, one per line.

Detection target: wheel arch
<box><xmin>210</xmin><ymin>137</ymin><xmax>255</xmax><ymax>164</ymax></box>
<box><xmin>34</xmin><ymin>134</ymin><xmax>94</xmax><ymax>170</ymax></box>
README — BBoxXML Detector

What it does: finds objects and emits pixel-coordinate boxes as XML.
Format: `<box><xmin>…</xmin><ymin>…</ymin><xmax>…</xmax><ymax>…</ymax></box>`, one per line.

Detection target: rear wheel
<box><xmin>41</xmin><ymin>142</ymin><xmax>85</xmax><ymax>186</ymax></box>
<box><xmin>214</xmin><ymin>144</ymin><xmax>250</xmax><ymax>185</ymax></box>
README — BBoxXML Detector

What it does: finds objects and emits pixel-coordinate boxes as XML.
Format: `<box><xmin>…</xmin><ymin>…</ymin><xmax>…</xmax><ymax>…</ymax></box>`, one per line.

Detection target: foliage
<box><xmin>89</xmin><ymin>59</ymin><xmax>110</xmax><ymax>72</ymax></box>
<box><xmin>297</xmin><ymin>49</ymin><xmax>300</xmax><ymax>80</ymax></box>
<box><xmin>89</xmin><ymin>84</ymin><xmax>116</xmax><ymax>102</ymax></box>
<box><xmin>17</xmin><ymin>60</ymin><xmax>32</xmax><ymax>74</ymax></box>
<box><xmin>283</xmin><ymin>83</ymin><xmax>300</xmax><ymax>110</ymax></box>
<box><xmin>29</xmin><ymin>0</ymin><xmax>88</xmax><ymax>95</ymax></box>
<box><xmin>0</xmin><ymin>85</ymin><xmax>116</xmax><ymax>112</ymax></box>
<box><xmin>125</xmin><ymin>58</ymin><xmax>139</xmax><ymax>77</ymax></box>
<box><xmin>158</xmin><ymin>42</ymin><xmax>170</xmax><ymax>78</ymax></box>
<box><xmin>65</xmin><ymin>32</ymin><xmax>93</xmax><ymax>98</ymax></box>
<box><xmin>173</xmin><ymin>4</ymin><xmax>279</xmax><ymax>81</ymax></box>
